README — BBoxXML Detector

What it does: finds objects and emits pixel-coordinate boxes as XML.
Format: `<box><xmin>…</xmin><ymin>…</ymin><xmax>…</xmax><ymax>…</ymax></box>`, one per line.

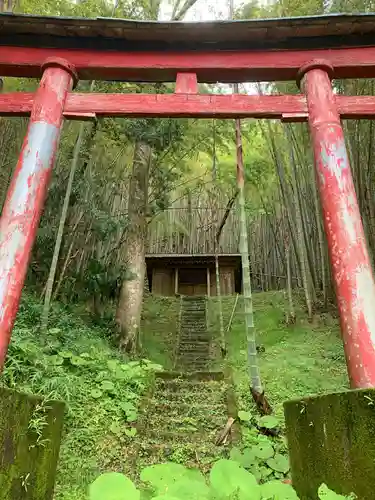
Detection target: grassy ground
<box><xmin>208</xmin><ymin>291</ymin><xmax>348</xmax><ymax>419</ymax></box>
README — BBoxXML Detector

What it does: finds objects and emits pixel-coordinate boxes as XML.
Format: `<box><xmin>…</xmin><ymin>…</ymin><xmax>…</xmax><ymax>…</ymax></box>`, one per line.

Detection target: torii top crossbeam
<box><xmin>1</xmin><ymin>12</ymin><xmax>375</xmax><ymax>392</ymax></box>
<box><xmin>1</xmin><ymin>12</ymin><xmax>375</xmax><ymax>82</ymax></box>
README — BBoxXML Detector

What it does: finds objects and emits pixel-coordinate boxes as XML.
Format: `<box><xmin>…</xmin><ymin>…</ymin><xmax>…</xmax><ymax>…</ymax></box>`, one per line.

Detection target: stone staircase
<box><xmin>137</xmin><ymin>296</ymin><xmax>231</xmax><ymax>472</ymax></box>
<box><xmin>176</xmin><ymin>296</ymin><xmax>210</xmax><ymax>371</ymax></box>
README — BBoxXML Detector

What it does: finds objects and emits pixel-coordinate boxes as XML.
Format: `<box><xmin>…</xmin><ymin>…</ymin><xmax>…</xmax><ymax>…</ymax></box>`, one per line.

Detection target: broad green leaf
<box><xmin>125</xmin><ymin>428</ymin><xmax>137</xmax><ymax>437</ymax></box>
<box><xmin>230</xmin><ymin>447</ymin><xmax>243</xmax><ymax>464</ymax></box>
<box><xmin>253</xmin><ymin>443</ymin><xmax>274</xmax><ymax>460</ymax></box>
<box><xmin>89</xmin><ymin>472</ymin><xmax>139</xmax><ymax>500</ymax></box>
<box><xmin>261</xmin><ymin>480</ymin><xmax>299</xmax><ymax>499</ymax></box>
<box><xmin>238</xmin><ymin>410</ymin><xmax>252</xmax><ymax>422</ymax></box>
<box><xmin>151</xmin><ymin>496</ymin><xmax>181</xmax><ymax>500</ymax></box>
<box><xmin>109</xmin><ymin>422</ymin><xmax>122</xmax><ymax>436</ymax></box>
<box><xmin>50</xmin><ymin>355</ymin><xmax>64</xmax><ymax>366</ymax></box>
<box><xmin>119</xmin><ymin>401</ymin><xmax>136</xmax><ymax>413</ymax></box>
<box><xmin>101</xmin><ymin>380</ymin><xmax>116</xmax><ymax>392</ymax></box>
<box><xmin>209</xmin><ymin>459</ymin><xmax>261</xmax><ymax>499</ymax></box>
<box><xmin>318</xmin><ymin>483</ymin><xmax>353</xmax><ymax>499</ymax></box>
<box><xmin>107</xmin><ymin>359</ymin><xmax>120</xmax><ymax>371</ymax></box>
<box><xmin>59</xmin><ymin>350</ymin><xmax>73</xmax><ymax>358</ymax></box>
<box><xmin>183</xmin><ymin>469</ymin><xmax>206</xmax><ymax>483</ymax></box>
<box><xmin>140</xmin><ymin>463</ymin><xmax>187</xmax><ymax>494</ymax></box>
<box><xmin>90</xmin><ymin>389</ymin><xmax>103</xmax><ymax>399</ymax></box>
<box><xmin>168</xmin><ymin>479</ymin><xmax>211</xmax><ymax>500</ymax></box>
<box><xmin>259</xmin><ymin>415</ymin><xmax>279</xmax><ymax>429</ymax></box>
<box><xmin>71</xmin><ymin>355</ymin><xmax>88</xmax><ymax>366</ymax></box>
<box><xmin>267</xmin><ymin>454</ymin><xmax>290</xmax><ymax>474</ymax></box>
<box><xmin>126</xmin><ymin>410</ymin><xmax>138</xmax><ymax>422</ymax></box>
<box><xmin>241</xmin><ymin>448</ymin><xmax>258</xmax><ymax>468</ymax></box>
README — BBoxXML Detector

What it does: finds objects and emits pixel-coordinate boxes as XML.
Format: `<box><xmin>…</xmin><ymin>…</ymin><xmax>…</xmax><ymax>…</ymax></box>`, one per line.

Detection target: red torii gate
<box><xmin>1</xmin><ymin>12</ymin><xmax>375</xmax><ymax>392</ymax></box>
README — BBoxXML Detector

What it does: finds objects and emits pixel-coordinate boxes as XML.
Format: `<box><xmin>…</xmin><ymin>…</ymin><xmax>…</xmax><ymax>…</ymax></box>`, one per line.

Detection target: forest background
<box><xmin>0</xmin><ymin>0</ymin><xmax>374</xmax><ymax>347</ymax></box>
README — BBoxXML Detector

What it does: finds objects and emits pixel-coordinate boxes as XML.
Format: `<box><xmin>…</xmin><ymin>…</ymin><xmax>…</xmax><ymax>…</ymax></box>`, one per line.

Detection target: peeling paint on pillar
<box><xmin>0</xmin><ymin>61</ymin><xmax>74</xmax><ymax>369</ymax></box>
<box><xmin>302</xmin><ymin>61</ymin><xmax>375</xmax><ymax>388</ymax></box>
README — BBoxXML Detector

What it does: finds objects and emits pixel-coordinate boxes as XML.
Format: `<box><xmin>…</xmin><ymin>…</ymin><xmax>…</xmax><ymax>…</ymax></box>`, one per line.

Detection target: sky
<box><xmin>159</xmin><ymin>0</ymin><xmax>242</xmax><ymax>21</ymax></box>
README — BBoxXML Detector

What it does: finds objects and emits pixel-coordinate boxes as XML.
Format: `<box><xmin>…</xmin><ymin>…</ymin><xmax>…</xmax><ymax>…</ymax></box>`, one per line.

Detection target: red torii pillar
<box><xmin>298</xmin><ymin>60</ymin><xmax>375</xmax><ymax>389</ymax></box>
<box><xmin>285</xmin><ymin>61</ymin><xmax>375</xmax><ymax>499</ymax></box>
<box><xmin>0</xmin><ymin>58</ymin><xmax>76</xmax><ymax>368</ymax></box>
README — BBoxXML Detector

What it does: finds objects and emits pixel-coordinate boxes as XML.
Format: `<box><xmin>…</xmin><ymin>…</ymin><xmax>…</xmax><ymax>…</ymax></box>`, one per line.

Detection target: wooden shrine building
<box><xmin>145</xmin><ymin>200</ymin><xmax>242</xmax><ymax>296</ymax></box>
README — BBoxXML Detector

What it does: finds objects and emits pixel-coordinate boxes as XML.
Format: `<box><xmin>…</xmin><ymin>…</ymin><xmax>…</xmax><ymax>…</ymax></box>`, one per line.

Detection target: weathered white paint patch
<box><xmin>8</xmin><ymin>122</ymin><xmax>58</xmax><ymax>216</ymax></box>
<box><xmin>339</xmin><ymin>197</ymin><xmax>357</xmax><ymax>246</ymax></box>
<box><xmin>320</xmin><ymin>138</ymin><xmax>349</xmax><ymax>191</ymax></box>
<box><xmin>0</xmin><ymin>122</ymin><xmax>59</xmax><ymax>321</ymax></box>
<box><xmin>352</xmin><ymin>265</ymin><xmax>375</xmax><ymax>348</ymax></box>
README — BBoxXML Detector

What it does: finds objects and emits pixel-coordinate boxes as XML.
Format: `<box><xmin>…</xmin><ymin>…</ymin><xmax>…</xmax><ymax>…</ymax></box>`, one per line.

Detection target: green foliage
<box><xmin>89</xmin><ymin>472</ymin><xmax>140</xmax><ymax>500</ymax></box>
<box><xmin>89</xmin><ymin>461</ymin><xmax>352</xmax><ymax>500</ymax></box>
<box><xmin>90</xmin><ymin>460</ymin><xmax>295</xmax><ymax>500</ymax></box>
<box><xmin>318</xmin><ymin>484</ymin><xmax>356</xmax><ymax>500</ymax></box>
<box><xmin>0</xmin><ymin>294</ymin><xmax>161</xmax><ymax>500</ymax></box>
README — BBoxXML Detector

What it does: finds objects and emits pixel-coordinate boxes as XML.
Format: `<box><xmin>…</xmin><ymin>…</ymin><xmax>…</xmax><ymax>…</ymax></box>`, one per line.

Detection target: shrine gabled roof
<box><xmin>0</xmin><ymin>12</ymin><xmax>375</xmax><ymax>51</ymax></box>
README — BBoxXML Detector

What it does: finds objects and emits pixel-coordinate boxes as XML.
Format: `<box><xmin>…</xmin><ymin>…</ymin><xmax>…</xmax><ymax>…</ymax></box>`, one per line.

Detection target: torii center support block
<box><xmin>284</xmin><ymin>389</ymin><xmax>375</xmax><ymax>500</ymax></box>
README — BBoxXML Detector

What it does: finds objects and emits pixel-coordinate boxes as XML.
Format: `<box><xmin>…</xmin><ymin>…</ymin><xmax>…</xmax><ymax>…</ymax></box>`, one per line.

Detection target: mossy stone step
<box><xmin>156</xmin><ymin>371</ymin><xmax>224</xmax><ymax>381</ymax></box>
<box><xmin>137</xmin><ymin>441</ymin><xmax>228</xmax><ymax>472</ymax></box>
<box><xmin>146</xmin><ymin>401</ymin><xmax>228</xmax><ymax>417</ymax></box>
<box><xmin>156</xmin><ymin>390</ymin><xmax>226</xmax><ymax>404</ymax></box>
<box><xmin>155</xmin><ymin>379</ymin><xmax>223</xmax><ymax>390</ymax></box>
<box><xmin>144</xmin><ymin>429</ymin><xmax>219</xmax><ymax>444</ymax></box>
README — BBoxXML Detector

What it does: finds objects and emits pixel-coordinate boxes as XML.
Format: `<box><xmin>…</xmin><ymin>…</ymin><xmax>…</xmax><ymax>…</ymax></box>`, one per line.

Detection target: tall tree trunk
<box><xmin>116</xmin><ymin>141</ymin><xmax>151</xmax><ymax>352</ymax></box>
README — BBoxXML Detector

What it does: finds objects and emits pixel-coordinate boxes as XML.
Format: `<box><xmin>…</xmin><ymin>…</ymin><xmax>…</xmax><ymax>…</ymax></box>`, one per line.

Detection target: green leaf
<box><xmin>167</xmin><ymin>479</ymin><xmax>211</xmax><ymax>500</ymax></box>
<box><xmin>80</xmin><ymin>352</ymin><xmax>91</xmax><ymax>358</ymax></box>
<box><xmin>107</xmin><ymin>359</ymin><xmax>120</xmax><ymax>371</ymax></box>
<box><xmin>261</xmin><ymin>481</ymin><xmax>299</xmax><ymax>499</ymax></box>
<box><xmin>109</xmin><ymin>422</ymin><xmax>122</xmax><ymax>436</ymax></box>
<box><xmin>230</xmin><ymin>447</ymin><xmax>243</xmax><ymax>464</ymax></box>
<box><xmin>140</xmin><ymin>463</ymin><xmax>187</xmax><ymax>494</ymax></box>
<box><xmin>119</xmin><ymin>402</ymin><xmax>136</xmax><ymax>413</ymax></box>
<box><xmin>90</xmin><ymin>389</ymin><xmax>103</xmax><ymax>399</ymax></box>
<box><xmin>259</xmin><ymin>415</ymin><xmax>279</xmax><ymax>429</ymax></box>
<box><xmin>89</xmin><ymin>472</ymin><xmax>140</xmax><ymax>500</ymax></box>
<box><xmin>240</xmin><ymin>448</ymin><xmax>258</xmax><ymax>468</ymax></box>
<box><xmin>59</xmin><ymin>350</ymin><xmax>73</xmax><ymax>359</ymax></box>
<box><xmin>70</xmin><ymin>355</ymin><xmax>87</xmax><ymax>366</ymax></box>
<box><xmin>183</xmin><ymin>469</ymin><xmax>206</xmax><ymax>483</ymax></box>
<box><xmin>210</xmin><ymin>459</ymin><xmax>261</xmax><ymax>499</ymax></box>
<box><xmin>49</xmin><ymin>328</ymin><xmax>61</xmax><ymax>335</ymax></box>
<box><xmin>126</xmin><ymin>410</ymin><xmax>138</xmax><ymax>422</ymax></box>
<box><xmin>101</xmin><ymin>380</ymin><xmax>116</xmax><ymax>392</ymax></box>
<box><xmin>151</xmin><ymin>496</ymin><xmax>181</xmax><ymax>500</ymax></box>
<box><xmin>125</xmin><ymin>428</ymin><xmax>137</xmax><ymax>438</ymax></box>
<box><xmin>238</xmin><ymin>410</ymin><xmax>252</xmax><ymax>422</ymax></box>
<box><xmin>266</xmin><ymin>454</ymin><xmax>290</xmax><ymax>474</ymax></box>
<box><xmin>318</xmin><ymin>483</ymin><xmax>352</xmax><ymax>499</ymax></box>
<box><xmin>253</xmin><ymin>443</ymin><xmax>274</xmax><ymax>460</ymax></box>
<box><xmin>50</xmin><ymin>355</ymin><xmax>64</xmax><ymax>366</ymax></box>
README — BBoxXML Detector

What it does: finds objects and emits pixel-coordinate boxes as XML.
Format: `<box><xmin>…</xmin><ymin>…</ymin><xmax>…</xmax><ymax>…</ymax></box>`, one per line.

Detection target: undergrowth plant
<box><xmin>89</xmin><ymin>461</ymin><xmax>355</xmax><ymax>500</ymax></box>
<box><xmin>0</xmin><ymin>294</ymin><xmax>163</xmax><ymax>500</ymax></box>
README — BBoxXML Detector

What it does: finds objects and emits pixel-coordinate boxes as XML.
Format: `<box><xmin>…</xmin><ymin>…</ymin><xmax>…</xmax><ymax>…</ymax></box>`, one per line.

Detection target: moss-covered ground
<box><xmin>207</xmin><ymin>291</ymin><xmax>348</xmax><ymax>419</ymax></box>
<box><xmin>0</xmin><ymin>290</ymin><xmax>349</xmax><ymax>499</ymax></box>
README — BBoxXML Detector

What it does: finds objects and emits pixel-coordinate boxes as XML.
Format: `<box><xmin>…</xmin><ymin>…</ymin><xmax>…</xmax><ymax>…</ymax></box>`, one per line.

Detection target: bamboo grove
<box><xmin>0</xmin><ymin>0</ymin><xmax>375</xmax><ymax>347</ymax></box>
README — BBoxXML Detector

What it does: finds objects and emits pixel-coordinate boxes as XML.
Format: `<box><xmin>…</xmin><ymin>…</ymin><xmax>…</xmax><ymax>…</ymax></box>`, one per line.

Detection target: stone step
<box><xmin>146</xmin><ymin>400</ymin><xmax>228</xmax><ymax>415</ymax></box>
<box><xmin>155</xmin><ymin>379</ymin><xmax>222</xmax><ymax>392</ymax></box>
<box><xmin>156</xmin><ymin>371</ymin><xmax>224</xmax><ymax>381</ymax></box>
<box><xmin>178</xmin><ymin>346</ymin><xmax>210</xmax><ymax>353</ymax></box>
<box><xmin>156</xmin><ymin>390</ymin><xmax>225</xmax><ymax>405</ymax></box>
<box><xmin>137</xmin><ymin>441</ymin><xmax>227</xmax><ymax>471</ymax></box>
<box><xmin>144</xmin><ymin>428</ymin><xmax>219</xmax><ymax>444</ymax></box>
<box><xmin>180</xmin><ymin>328</ymin><xmax>207</xmax><ymax>333</ymax></box>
